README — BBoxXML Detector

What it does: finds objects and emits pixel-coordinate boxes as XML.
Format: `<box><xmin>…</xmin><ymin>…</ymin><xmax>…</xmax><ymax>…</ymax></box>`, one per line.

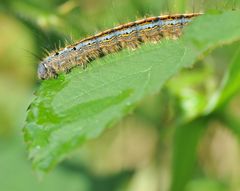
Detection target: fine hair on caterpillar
<box><xmin>38</xmin><ymin>13</ymin><xmax>202</xmax><ymax>80</ymax></box>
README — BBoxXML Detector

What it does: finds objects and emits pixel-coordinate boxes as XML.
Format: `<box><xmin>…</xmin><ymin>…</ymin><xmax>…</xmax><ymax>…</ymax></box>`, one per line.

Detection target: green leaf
<box><xmin>170</xmin><ymin>118</ymin><xmax>207</xmax><ymax>191</ymax></box>
<box><xmin>24</xmin><ymin>11</ymin><xmax>240</xmax><ymax>172</ymax></box>
<box><xmin>185</xmin><ymin>178</ymin><xmax>228</xmax><ymax>191</ymax></box>
<box><xmin>206</xmin><ymin>46</ymin><xmax>240</xmax><ymax>112</ymax></box>
<box><xmin>0</xmin><ymin>138</ymin><xmax>90</xmax><ymax>191</ymax></box>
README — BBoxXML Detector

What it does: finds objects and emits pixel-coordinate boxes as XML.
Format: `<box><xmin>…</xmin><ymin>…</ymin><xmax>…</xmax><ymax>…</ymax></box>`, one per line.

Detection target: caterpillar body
<box><xmin>38</xmin><ymin>13</ymin><xmax>202</xmax><ymax>80</ymax></box>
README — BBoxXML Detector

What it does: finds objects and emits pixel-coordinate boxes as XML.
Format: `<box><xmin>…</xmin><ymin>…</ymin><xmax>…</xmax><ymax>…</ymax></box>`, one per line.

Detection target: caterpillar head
<box><xmin>37</xmin><ymin>61</ymin><xmax>57</xmax><ymax>80</ymax></box>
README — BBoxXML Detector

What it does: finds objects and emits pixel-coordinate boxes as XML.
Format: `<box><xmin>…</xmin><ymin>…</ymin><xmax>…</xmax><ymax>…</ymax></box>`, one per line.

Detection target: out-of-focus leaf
<box><xmin>167</xmin><ymin>64</ymin><xmax>212</xmax><ymax>122</ymax></box>
<box><xmin>185</xmin><ymin>178</ymin><xmax>228</xmax><ymax>191</ymax></box>
<box><xmin>206</xmin><ymin>47</ymin><xmax>240</xmax><ymax>112</ymax></box>
<box><xmin>170</xmin><ymin>118</ymin><xmax>207</xmax><ymax>191</ymax></box>
<box><xmin>0</xmin><ymin>138</ymin><xmax>90</xmax><ymax>191</ymax></box>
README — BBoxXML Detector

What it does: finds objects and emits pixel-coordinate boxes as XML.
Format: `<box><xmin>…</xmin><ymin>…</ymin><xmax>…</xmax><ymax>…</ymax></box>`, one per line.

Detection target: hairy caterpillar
<box><xmin>38</xmin><ymin>13</ymin><xmax>202</xmax><ymax>80</ymax></box>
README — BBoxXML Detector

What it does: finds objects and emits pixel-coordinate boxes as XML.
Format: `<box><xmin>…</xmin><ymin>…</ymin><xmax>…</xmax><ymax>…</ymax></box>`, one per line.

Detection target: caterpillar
<box><xmin>38</xmin><ymin>13</ymin><xmax>202</xmax><ymax>80</ymax></box>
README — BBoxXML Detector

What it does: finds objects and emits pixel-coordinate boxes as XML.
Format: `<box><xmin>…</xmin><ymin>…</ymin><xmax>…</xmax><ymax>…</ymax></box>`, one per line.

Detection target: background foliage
<box><xmin>0</xmin><ymin>0</ymin><xmax>240</xmax><ymax>191</ymax></box>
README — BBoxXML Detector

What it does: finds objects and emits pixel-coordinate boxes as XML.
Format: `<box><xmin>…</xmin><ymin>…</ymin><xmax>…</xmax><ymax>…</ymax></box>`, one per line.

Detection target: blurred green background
<box><xmin>0</xmin><ymin>0</ymin><xmax>240</xmax><ymax>191</ymax></box>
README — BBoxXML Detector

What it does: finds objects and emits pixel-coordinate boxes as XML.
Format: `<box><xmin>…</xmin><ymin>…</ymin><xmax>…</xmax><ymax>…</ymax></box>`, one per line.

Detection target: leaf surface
<box><xmin>24</xmin><ymin>11</ymin><xmax>240</xmax><ymax>172</ymax></box>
